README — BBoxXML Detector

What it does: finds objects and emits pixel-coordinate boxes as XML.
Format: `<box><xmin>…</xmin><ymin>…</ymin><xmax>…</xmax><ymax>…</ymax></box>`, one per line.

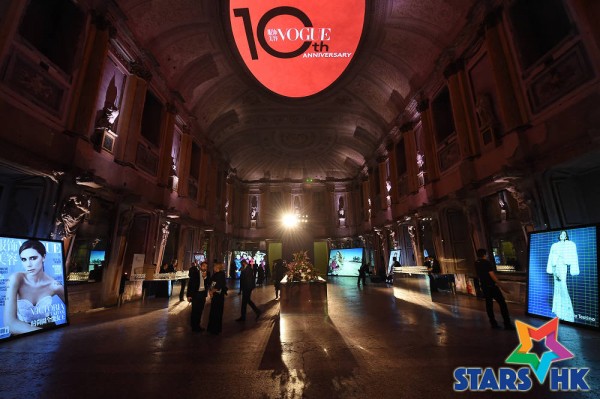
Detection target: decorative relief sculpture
<box><xmin>475</xmin><ymin>93</ymin><xmax>496</xmax><ymax>129</ymax></box>
<box><xmin>250</xmin><ymin>196</ymin><xmax>258</xmax><ymax>222</ymax></box>
<box><xmin>53</xmin><ymin>195</ymin><xmax>91</xmax><ymax>239</ymax></box>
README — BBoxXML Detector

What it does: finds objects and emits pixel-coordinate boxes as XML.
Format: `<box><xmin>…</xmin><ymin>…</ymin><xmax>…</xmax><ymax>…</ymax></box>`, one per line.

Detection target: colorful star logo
<box><xmin>505</xmin><ymin>318</ymin><xmax>574</xmax><ymax>383</ymax></box>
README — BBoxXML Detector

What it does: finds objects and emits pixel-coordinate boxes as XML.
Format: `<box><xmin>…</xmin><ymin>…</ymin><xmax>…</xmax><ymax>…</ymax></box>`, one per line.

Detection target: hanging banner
<box><xmin>229</xmin><ymin>1</ymin><xmax>365</xmax><ymax>97</ymax></box>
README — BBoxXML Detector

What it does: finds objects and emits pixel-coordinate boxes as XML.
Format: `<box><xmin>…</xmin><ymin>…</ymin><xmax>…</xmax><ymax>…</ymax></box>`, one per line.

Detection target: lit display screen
<box><xmin>232</xmin><ymin>250</ymin><xmax>267</xmax><ymax>278</ymax></box>
<box><xmin>0</xmin><ymin>237</ymin><xmax>68</xmax><ymax>341</ymax></box>
<box><xmin>328</xmin><ymin>248</ymin><xmax>363</xmax><ymax>277</ymax></box>
<box><xmin>89</xmin><ymin>250</ymin><xmax>105</xmax><ymax>268</ymax></box>
<box><xmin>388</xmin><ymin>250</ymin><xmax>401</xmax><ymax>274</ymax></box>
<box><xmin>527</xmin><ymin>226</ymin><xmax>599</xmax><ymax>329</ymax></box>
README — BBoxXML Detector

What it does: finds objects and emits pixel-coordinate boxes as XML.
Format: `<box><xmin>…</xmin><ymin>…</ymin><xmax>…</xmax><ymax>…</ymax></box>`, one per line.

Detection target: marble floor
<box><xmin>0</xmin><ymin>277</ymin><xmax>598</xmax><ymax>399</ymax></box>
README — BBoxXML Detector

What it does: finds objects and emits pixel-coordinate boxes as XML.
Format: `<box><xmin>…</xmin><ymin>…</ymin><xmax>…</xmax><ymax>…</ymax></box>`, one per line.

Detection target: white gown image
<box><xmin>546</xmin><ymin>231</ymin><xmax>579</xmax><ymax>322</ymax></box>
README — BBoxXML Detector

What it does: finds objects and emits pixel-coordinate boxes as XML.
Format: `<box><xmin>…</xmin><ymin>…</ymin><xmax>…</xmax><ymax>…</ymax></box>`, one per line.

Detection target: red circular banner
<box><xmin>229</xmin><ymin>1</ymin><xmax>365</xmax><ymax>97</ymax></box>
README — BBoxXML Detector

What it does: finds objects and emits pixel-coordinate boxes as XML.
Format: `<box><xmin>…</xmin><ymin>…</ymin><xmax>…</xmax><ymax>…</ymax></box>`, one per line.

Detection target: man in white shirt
<box><xmin>187</xmin><ymin>261</ymin><xmax>210</xmax><ymax>332</ymax></box>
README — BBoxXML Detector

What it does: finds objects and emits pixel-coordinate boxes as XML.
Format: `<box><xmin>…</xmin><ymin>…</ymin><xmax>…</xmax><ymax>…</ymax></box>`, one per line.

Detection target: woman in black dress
<box><xmin>207</xmin><ymin>263</ymin><xmax>227</xmax><ymax>335</ymax></box>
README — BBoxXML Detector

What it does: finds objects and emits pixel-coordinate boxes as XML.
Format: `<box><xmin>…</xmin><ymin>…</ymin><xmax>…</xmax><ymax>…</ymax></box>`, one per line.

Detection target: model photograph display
<box><xmin>1</xmin><ymin>238</ymin><xmax>68</xmax><ymax>339</ymax></box>
<box><xmin>528</xmin><ymin>225</ymin><xmax>598</xmax><ymax>329</ymax></box>
<box><xmin>546</xmin><ymin>230</ymin><xmax>579</xmax><ymax>322</ymax></box>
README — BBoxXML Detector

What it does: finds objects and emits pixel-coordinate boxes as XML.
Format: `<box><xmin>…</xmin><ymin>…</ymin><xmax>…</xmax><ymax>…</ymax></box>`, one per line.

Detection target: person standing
<box><xmin>236</xmin><ymin>259</ymin><xmax>261</xmax><ymax>321</ymax></box>
<box><xmin>474</xmin><ymin>248</ymin><xmax>514</xmax><ymax>330</ymax></box>
<box><xmin>426</xmin><ymin>256</ymin><xmax>441</xmax><ymax>292</ymax></box>
<box><xmin>207</xmin><ymin>263</ymin><xmax>227</xmax><ymax>335</ymax></box>
<box><xmin>272</xmin><ymin>259</ymin><xmax>287</xmax><ymax>300</ymax></box>
<box><xmin>187</xmin><ymin>261</ymin><xmax>210</xmax><ymax>332</ymax></box>
<box><xmin>176</xmin><ymin>259</ymin><xmax>188</xmax><ymax>301</ymax></box>
<box><xmin>357</xmin><ymin>262</ymin><xmax>368</xmax><ymax>287</ymax></box>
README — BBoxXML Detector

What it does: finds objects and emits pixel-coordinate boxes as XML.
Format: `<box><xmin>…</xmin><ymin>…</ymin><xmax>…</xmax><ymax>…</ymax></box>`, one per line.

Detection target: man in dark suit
<box><xmin>187</xmin><ymin>261</ymin><xmax>210</xmax><ymax>332</ymax></box>
<box><xmin>236</xmin><ymin>259</ymin><xmax>261</xmax><ymax>321</ymax></box>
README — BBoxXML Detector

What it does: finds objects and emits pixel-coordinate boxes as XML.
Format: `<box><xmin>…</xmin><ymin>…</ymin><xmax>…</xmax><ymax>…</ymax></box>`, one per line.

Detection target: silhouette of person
<box><xmin>187</xmin><ymin>261</ymin><xmax>210</xmax><ymax>332</ymax></box>
<box><xmin>236</xmin><ymin>260</ymin><xmax>261</xmax><ymax>321</ymax></box>
<box><xmin>474</xmin><ymin>248</ymin><xmax>514</xmax><ymax>330</ymax></box>
<box><xmin>207</xmin><ymin>263</ymin><xmax>227</xmax><ymax>335</ymax></box>
<box><xmin>357</xmin><ymin>262</ymin><xmax>368</xmax><ymax>287</ymax></box>
<box><xmin>273</xmin><ymin>259</ymin><xmax>287</xmax><ymax>300</ymax></box>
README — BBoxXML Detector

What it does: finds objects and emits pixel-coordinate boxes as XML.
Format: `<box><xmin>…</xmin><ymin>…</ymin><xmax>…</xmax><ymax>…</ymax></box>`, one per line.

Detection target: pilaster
<box><xmin>444</xmin><ymin>61</ymin><xmax>479</xmax><ymax>157</ymax></box>
<box><xmin>113</xmin><ymin>74</ymin><xmax>147</xmax><ymax>166</ymax></box>
<box><xmin>483</xmin><ymin>10</ymin><xmax>529</xmax><ymax>132</ymax></box>
<box><xmin>67</xmin><ymin>12</ymin><xmax>112</xmax><ymax>136</ymax></box>
<box><xmin>177</xmin><ymin>130</ymin><xmax>192</xmax><ymax>198</ymax></box>
<box><xmin>157</xmin><ymin>104</ymin><xmax>177</xmax><ymax>187</ymax></box>
<box><xmin>0</xmin><ymin>0</ymin><xmax>27</xmax><ymax>62</ymax></box>
<box><xmin>417</xmin><ymin>100</ymin><xmax>440</xmax><ymax>181</ymax></box>
<box><xmin>402</xmin><ymin>123</ymin><xmax>419</xmax><ymax>194</ymax></box>
<box><xmin>387</xmin><ymin>142</ymin><xmax>400</xmax><ymax>203</ymax></box>
<box><xmin>378</xmin><ymin>157</ymin><xmax>388</xmax><ymax>210</ymax></box>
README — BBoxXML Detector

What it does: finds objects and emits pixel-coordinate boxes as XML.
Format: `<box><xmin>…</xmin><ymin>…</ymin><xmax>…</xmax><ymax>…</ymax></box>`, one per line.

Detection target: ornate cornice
<box><xmin>128</xmin><ymin>61</ymin><xmax>152</xmax><ymax>81</ymax></box>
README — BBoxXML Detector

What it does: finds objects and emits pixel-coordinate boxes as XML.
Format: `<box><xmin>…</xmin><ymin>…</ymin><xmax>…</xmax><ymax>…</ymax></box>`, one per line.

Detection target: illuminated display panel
<box><xmin>89</xmin><ymin>250</ymin><xmax>105</xmax><ymax>269</ymax></box>
<box><xmin>527</xmin><ymin>225</ymin><xmax>599</xmax><ymax>329</ymax></box>
<box><xmin>328</xmin><ymin>248</ymin><xmax>363</xmax><ymax>277</ymax></box>
<box><xmin>388</xmin><ymin>250</ymin><xmax>401</xmax><ymax>274</ymax></box>
<box><xmin>229</xmin><ymin>1</ymin><xmax>365</xmax><ymax>97</ymax></box>
<box><xmin>232</xmin><ymin>250</ymin><xmax>267</xmax><ymax>278</ymax></box>
<box><xmin>1</xmin><ymin>236</ymin><xmax>69</xmax><ymax>341</ymax></box>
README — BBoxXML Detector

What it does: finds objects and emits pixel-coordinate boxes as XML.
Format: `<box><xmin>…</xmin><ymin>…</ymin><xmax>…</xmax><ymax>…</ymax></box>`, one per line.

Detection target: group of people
<box><xmin>185</xmin><ymin>255</ymin><xmax>297</xmax><ymax>334</ymax></box>
<box><xmin>6</xmin><ymin>234</ymin><xmax>578</xmax><ymax>339</ymax></box>
<box><xmin>186</xmin><ymin>261</ymin><xmax>227</xmax><ymax>334</ymax></box>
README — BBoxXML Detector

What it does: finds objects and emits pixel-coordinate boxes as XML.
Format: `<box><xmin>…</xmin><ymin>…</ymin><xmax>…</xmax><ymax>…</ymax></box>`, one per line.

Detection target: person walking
<box><xmin>187</xmin><ymin>261</ymin><xmax>210</xmax><ymax>332</ymax></box>
<box><xmin>474</xmin><ymin>248</ymin><xmax>514</xmax><ymax>330</ymax></box>
<box><xmin>236</xmin><ymin>259</ymin><xmax>261</xmax><ymax>321</ymax></box>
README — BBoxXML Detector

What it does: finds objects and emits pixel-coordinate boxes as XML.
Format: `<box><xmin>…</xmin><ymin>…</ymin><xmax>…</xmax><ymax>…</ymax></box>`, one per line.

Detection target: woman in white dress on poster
<box><xmin>546</xmin><ymin>230</ymin><xmax>579</xmax><ymax>322</ymax></box>
<box><xmin>4</xmin><ymin>240</ymin><xmax>66</xmax><ymax>335</ymax></box>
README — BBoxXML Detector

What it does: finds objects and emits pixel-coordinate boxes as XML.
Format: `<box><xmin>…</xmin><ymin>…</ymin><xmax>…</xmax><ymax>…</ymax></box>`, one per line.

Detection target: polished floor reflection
<box><xmin>0</xmin><ymin>277</ymin><xmax>598</xmax><ymax>399</ymax></box>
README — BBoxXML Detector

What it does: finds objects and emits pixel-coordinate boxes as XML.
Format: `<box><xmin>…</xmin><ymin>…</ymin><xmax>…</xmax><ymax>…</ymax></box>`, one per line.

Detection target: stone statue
<box><xmin>96</xmin><ymin>104</ymin><xmax>120</xmax><ymax>131</ymax></box>
<box><xmin>55</xmin><ymin>195</ymin><xmax>91</xmax><ymax>239</ymax></box>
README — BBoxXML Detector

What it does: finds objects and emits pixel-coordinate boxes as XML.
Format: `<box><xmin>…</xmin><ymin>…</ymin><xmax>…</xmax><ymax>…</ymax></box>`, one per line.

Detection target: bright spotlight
<box><xmin>282</xmin><ymin>213</ymin><xmax>299</xmax><ymax>228</ymax></box>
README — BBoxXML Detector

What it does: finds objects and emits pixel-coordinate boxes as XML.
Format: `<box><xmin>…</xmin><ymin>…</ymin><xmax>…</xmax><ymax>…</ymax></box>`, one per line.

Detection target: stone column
<box><xmin>572</xmin><ymin>0</ymin><xmax>600</xmax><ymax>51</ymax></box>
<box><xmin>206</xmin><ymin>156</ymin><xmax>219</xmax><ymax>214</ymax></box>
<box><xmin>157</xmin><ymin>104</ymin><xmax>177</xmax><ymax>187</ymax></box>
<box><xmin>362</xmin><ymin>178</ymin><xmax>371</xmax><ymax>222</ymax></box>
<box><xmin>483</xmin><ymin>10</ymin><xmax>528</xmax><ymax>132</ymax></box>
<box><xmin>401</xmin><ymin>123</ymin><xmax>419</xmax><ymax>194</ymax></box>
<box><xmin>417</xmin><ymin>100</ymin><xmax>440</xmax><ymax>182</ymax></box>
<box><xmin>378</xmin><ymin>157</ymin><xmax>388</xmax><ymax>210</ymax></box>
<box><xmin>102</xmin><ymin>206</ymin><xmax>134</xmax><ymax>306</ymax></box>
<box><xmin>387</xmin><ymin>140</ymin><xmax>400</xmax><ymax>204</ymax></box>
<box><xmin>0</xmin><ymin>1</ymin><xmax>27</xmax><ymax>62</ymax></box>
<box><xmin>113</xmin><ymin>72</ymin><xmax>148</xmax><ymax>166</ymax></box>
<box><xmin>226</xmin><ymin>178</ymin><xmax>234</xmax><ymax>225</ymax></box>
<box><xmin>67</xmin><ymin>12</ymin><xmax>112</xmax><ymax>136</ymax></box>
<box><xmin>444</xmin><ymin>61</ymin><xmax>479</xmax><ymax>157</ymax></box>
<box><xmin>177</xmin><ymin>129</ymin><xmax>192</xmax><ymax>198</ymax></box>
<box><xmin>198</xmin><ymin>145</ymin><xmax>210</xmax><ymax>207</ymax></box>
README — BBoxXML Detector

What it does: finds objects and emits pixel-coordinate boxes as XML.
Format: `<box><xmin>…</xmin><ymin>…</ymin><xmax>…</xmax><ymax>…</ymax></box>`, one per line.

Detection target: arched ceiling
<box><xmin>113</xmin><ymin>0</ymin><xmax>477</xmax><ymax>182</ymax></box>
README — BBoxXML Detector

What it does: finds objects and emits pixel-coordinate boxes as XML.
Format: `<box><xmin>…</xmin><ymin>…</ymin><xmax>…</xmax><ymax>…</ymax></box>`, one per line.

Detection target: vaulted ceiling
<box><xmin>113</xmin><ymin>0</ymin><xmax>478</xmax><ymax>182</ymax></box>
